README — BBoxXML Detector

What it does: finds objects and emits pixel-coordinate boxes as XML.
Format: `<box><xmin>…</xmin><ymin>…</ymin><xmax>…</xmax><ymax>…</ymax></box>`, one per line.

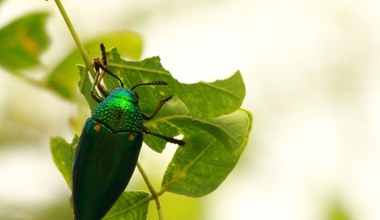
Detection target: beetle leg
<box><xmin>91</xmin><ymin>86</ymin><xmax>104</xmax><ymax>103</ymax></box>
<box><xmin>97</xmin><ymin>83</ymin><xmax>110</xmax><ymax>98</ymax></box>
<box><xmin>91</xmin><ymin>58</ymin><xmax>105</xmax><ymax>103</ymax></box>
<box><xmin>92</xmin><ymin>44</ymin><xmax>124</xmax><ymax>102</ymax></box>
<box><xmin>96</xmin><ymin>63</ymin><xmax>124</xmax><ymax>88</ymax></box>
<box><xmin>142</xmin><ymin>126</ymin><xmax>184</xmax><ymax>146</ymax></box>
<box><xmin>142</xmin><ymin>96</ymin><xmax>173</xmax><ymax>120</ymax></box>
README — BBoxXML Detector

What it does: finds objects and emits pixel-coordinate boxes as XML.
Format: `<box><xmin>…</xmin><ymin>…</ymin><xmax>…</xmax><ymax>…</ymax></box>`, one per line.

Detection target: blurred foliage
<box><xmin>327</xmin><ymin>199</ymin><xmax>351</xmax><ymax>220</ymax></box>
<box><xmin>0</xmin><ymin>12</ymin><xmax>50</xmax><ymax>71</ymax></box>
<box><xmin>146</xmin><ymin>193</ymin><xmax>202</xmax><ymax>220</ymax></box>
<box><xmin>0</xmin><ymin>11</ymin><xmax>51</xmax><ymax>144</ymax></box>
<box><xmin>0</xmin><ymin>201</ymin><xmax>73</xmax><ymax>220</ymax></box>
<box><xmin>29</xmin><ymin>200</ymin><xmax>73</xmax><ymax>220</ymax></box>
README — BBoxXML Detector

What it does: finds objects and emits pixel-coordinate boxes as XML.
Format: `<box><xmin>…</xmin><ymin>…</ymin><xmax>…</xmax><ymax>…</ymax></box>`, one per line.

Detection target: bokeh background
<box><xmin>1</xmin><ymin>0</ymin><xmax>380</xmax><ymax>219</ymax></box>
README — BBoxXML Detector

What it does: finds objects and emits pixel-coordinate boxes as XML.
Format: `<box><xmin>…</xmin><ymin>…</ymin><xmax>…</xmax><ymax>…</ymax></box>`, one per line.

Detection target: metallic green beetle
<box><xmin>72</xmin><ymin>44</ymin><xmax>184</xmax><ymax>220</ymax></box>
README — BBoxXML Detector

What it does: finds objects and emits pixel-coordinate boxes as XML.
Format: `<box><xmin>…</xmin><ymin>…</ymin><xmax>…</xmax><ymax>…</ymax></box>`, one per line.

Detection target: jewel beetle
<box><xmin>72</xmin><ymin>44</ymin><xmax>184</xmax><ymax>220</ymax></box>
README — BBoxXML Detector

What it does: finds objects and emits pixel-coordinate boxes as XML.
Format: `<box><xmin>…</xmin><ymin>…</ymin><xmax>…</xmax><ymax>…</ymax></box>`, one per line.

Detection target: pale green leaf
<box><xmin>50</xmin><ymin>136</ymin><xmax>78</xmax><ymax>189</ymax></box>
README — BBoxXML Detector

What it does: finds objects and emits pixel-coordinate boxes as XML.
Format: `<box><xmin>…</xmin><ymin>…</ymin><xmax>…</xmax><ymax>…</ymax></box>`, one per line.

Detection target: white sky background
<box><xmin>1</xmin><ymin>0</ymin><xmax>380</xmax><ymax>219</ymax></box>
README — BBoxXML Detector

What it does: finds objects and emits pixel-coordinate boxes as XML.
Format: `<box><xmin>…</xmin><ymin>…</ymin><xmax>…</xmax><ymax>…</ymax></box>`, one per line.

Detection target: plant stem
<box><xmin>137</xmin><ymin>162</ymin><xmax>164</xmax><ymax>220</ymax></box>
<box><xmin>53</xmin><ymin>0</ymin><xmax>94</xmax><ymax>89</ymax></box>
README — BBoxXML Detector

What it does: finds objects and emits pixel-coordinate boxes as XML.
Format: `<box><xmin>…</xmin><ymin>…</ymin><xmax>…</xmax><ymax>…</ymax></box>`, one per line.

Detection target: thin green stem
<box><xmin>53</xmin><ymin>0</ymin><xmax>94</xmax><ymax>89</ymax></box>
<box><xmin>137</xmin><ymin>162</ymin><xmax>164</xmax><ymax>220</ymax></box>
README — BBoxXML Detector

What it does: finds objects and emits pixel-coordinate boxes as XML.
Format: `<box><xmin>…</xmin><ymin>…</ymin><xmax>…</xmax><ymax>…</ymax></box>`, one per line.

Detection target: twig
<box><xmin>137</xmin><ymin>162</ymin><xmax>165</xmax><ymax>220</ymax></box>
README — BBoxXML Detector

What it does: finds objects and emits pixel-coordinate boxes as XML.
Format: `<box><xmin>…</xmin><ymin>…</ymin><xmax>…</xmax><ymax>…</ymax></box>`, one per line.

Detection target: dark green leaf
<box><xmin>45</xmin><ymin>31</ymin><xmax>143</xmax><ymax>99</ymax></box>
<box><xmin>0</xmin><ymin>12</ymin><xmax>49</xmax><ymax>70</ymax></box>
<box><xmin>161</xmin><ymin>109</ymin><xmax>252</xmax><ymax>197</ymax></box>
<box><xmin>104</xmin><ymin>191</ymin><xmax>150</xmax><ymax>220</ymax></box>
<box><xmin>50</xmin><ymin>136</ymin><xmax>78</xmax><ymax>189</ymax></box>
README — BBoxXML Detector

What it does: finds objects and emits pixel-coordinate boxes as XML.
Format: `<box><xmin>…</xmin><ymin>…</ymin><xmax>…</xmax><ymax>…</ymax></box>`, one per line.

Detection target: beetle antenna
<box><xmin>104</xmin><ymin>67</ymin><xmax>124</xmax><ymax>88</ymax></box>
<box><xmin>131</xmin><ymin>80</ymin><xmax>168</xmax><ymax>90</ymax></box>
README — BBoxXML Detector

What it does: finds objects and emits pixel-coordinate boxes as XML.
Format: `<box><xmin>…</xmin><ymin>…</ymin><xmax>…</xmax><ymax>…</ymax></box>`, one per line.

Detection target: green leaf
<box><xmin>50</xmin><ymin>136</ymin><xmax>78</xmax><ymax>189</ymax></box>
<box><xmin>104</xmin><ymin>49</ymin><xmax>245</xmax><ymax>118</ymax></box>
<box><xmin>161</xmin><ymin>109</ymin><xmax>252</xmax><ymax>197</ymax></box>
<box><xmin>0</xmin><ymin>12</ymin><xmax>49</xmax><ymax>70</ymax></box>
<box><xmin>142</xmin><ymin>97</ymin><xmax>250</xmax><ymax>153</ymax></box>
<box><xmin>104</xmin><ymin>191</ymin><xmax>150</xmax><ymax>220</ymax></box>
<box><xmin>45</xmin><ymin>31</ymin><xmax>143</xmax><ymax>99</ymax></box>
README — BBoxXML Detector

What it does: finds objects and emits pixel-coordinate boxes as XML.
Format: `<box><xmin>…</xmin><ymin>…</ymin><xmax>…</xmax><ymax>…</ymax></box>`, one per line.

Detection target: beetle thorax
<box><xmin>92</xmin><ymin>88</ymin><xmax>143</xmax><ymax>133</ymax></box>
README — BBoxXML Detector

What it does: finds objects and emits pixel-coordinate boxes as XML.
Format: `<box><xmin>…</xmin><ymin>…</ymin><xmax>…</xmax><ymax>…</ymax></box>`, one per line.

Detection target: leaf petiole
<box><xmin>137</xmin><ymin>162</ymin><xmax>165</xmax><ymax>220</ymax></box>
